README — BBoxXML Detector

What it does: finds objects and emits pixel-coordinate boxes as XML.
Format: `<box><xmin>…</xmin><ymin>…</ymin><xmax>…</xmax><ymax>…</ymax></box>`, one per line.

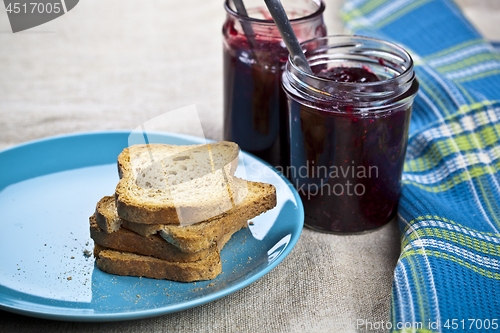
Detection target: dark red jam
<box><xmin>317</xmin><ymin>66</ymin><xmax>381</xmax><ymax>83</ymax></box>
<box><xmin>288</xmin><ymin>66</ymin><xmax>412</xmax><ymax>233</ymax></box>
<box><xmin>222</xmin><ymin>32</ymin><xmax>288</xmax><ymax>167</ymax></box>
<box><xmin>222</xmin><ymin>7</ymin><xmax>326</xmax><ymax>167</ymax></box>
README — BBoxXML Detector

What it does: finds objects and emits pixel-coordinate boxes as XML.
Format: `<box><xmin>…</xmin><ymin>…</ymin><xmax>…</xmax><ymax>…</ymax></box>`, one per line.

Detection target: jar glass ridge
<box><xmin>283</xmin><ymin>35</ymin><xmax>418</xmax><ymax>112</ymax></box>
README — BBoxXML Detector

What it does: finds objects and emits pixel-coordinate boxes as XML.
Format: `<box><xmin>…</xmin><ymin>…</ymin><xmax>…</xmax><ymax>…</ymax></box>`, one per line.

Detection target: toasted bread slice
<box><xmin>90</xmin><ymin>215</ymin><xmax>211</xmax><ymax>262</ymax></box>
<box><xmin>94</xmin><ymin>196</ymin><xmax>123</xmax><ymax>233</ymax></box>
<box><xmin>96</xmin><ymin>178</ymin><xmax>276</xmax><ymax>253</ymax></box>
<box><xmin>90</xmin><ymin>206</ymin><xmax>245</xmax><ymax>262</ymax></box>
<box><xmin>94</xmin><ymin>244</ymin><xmax>222</xmax><ymax>282</ymax></box>
<box><xmin>115</xmin><ymin>141</ymin><xmax>241</xmax><ymax>225</ymax></box>
<box><xmin>124</xmin><ymin>178</ymin><xmax>277</xmax><ymax>253</ymax></box>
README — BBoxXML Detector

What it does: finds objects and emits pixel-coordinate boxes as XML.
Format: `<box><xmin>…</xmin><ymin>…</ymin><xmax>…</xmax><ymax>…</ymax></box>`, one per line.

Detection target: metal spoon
<box><xmin>232</xmin><ymin>0</ymin><xmax>258</xmax><ymax>51</ymax></box>
<box><xmin>263</xmin><ymin>0</ymin><xmax>313</xmax><ymax>74</ymax></box>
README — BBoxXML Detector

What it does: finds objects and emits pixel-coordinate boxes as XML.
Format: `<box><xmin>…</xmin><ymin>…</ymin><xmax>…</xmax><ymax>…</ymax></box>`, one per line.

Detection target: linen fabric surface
<box><xmin>341</xmin><ymin>0</ymin><xmax>500</xmax><ymax>331</ymax></box>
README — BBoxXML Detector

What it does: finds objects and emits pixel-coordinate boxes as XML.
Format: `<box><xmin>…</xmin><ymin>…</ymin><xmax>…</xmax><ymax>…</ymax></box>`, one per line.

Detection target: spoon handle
<box><xmin>263</xmin><ymin>0</ymin><xmax>312</xmax><ymax>73</ymax></box>
<box><xmin>233</xmin><ymin>0</ymin><xmax>259</xmax><ymax>51</ymax></box>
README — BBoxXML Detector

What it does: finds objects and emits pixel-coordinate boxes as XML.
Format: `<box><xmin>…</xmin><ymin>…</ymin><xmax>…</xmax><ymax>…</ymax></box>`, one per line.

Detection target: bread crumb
<box><xmin>70</xmin><ymin>256</ymin><xmax>75</xmax><ymax>259</ymax></box>
<box><xmin>249</xmin><ymin>221</ymin><xmax>254</xmax><ymax>225</ymax></box>
<box><xmin>67</xmin><ymin>277</ymin><xmax>72</xmax><ymax>281</ymax></box>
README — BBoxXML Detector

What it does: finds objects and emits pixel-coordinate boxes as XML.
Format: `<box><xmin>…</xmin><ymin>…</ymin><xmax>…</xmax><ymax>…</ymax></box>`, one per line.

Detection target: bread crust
<box><xmin>94</xmin><ymin>245</ymin><xmax>222</xmax><ymax>282</ymax></box>
<box><xmin>94</xmin><ymin>196</ymin><xmax>122</xmax><ymax>233</ymax></box>
<box><xmin>90</xmin><ymin>215</ymin><xmax>211</xmax><ymax>262</ymax></box>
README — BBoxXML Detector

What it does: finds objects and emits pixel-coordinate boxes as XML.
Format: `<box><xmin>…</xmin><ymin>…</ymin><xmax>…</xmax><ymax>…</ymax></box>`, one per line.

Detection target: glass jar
<box><xmin>222</xmin><ymin>0</ymin><xmax>326</xmax><ymax>167</ymax></box>
<box><xmin>282</xmin><ymin>35</ymin><xmax>419</xmax><ymax>233</ymax></box>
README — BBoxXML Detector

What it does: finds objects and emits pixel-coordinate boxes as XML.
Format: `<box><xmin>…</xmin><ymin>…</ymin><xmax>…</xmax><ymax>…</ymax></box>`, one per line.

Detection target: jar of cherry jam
<box><xmin>222</xmin><ymin>0</ymin><xmax>326</xmax><ymax>167</ymax></box>
<box><xmin>282</xmin><ymin>36</ymin><xmax>419</xmax><ymax>233</ymax></box>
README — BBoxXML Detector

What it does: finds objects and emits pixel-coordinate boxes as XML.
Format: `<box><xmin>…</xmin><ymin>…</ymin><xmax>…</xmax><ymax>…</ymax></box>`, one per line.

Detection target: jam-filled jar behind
<box><xmin>222</xmin><ymin>0</ymin><xmax>326</xmax><ymax>167</ymax></box>
<box><xmin>282</xmin><ymin>36</ymin><xmax>419</xmax><ymax>233</ymax></box>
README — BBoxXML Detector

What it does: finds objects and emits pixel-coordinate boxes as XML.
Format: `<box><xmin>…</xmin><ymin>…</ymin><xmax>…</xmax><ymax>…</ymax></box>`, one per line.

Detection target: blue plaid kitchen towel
<box><xmin>341</xmin><ymin>0</ymin><xmax>500</xmax><ymax>332</ymax></box>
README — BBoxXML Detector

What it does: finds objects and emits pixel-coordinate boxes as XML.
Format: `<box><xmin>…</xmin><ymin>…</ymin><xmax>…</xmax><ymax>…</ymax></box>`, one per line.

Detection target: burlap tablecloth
<box><xmin>0</xmin><ymin>1</ymin><xmax>497</xmax><ymax>332</ymax></box>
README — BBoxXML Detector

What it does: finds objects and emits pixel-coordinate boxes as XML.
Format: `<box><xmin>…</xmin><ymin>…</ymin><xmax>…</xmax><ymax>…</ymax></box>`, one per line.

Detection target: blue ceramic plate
<box><xmin>0</xmin><ymin>131</ymin><xmax>303</xmax><ymax>322</ymax></box>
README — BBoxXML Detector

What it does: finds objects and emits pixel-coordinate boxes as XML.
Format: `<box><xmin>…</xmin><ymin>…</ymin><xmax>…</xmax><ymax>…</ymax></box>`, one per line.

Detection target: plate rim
<box><xmin>0</xmin><ymin>130</ymin><xmax>304</xmax><ymax>322</ymax></box>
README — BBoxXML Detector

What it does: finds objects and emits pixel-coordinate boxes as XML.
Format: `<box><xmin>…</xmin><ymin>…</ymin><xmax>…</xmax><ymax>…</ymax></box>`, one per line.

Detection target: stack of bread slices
<box><xmin>89</xmin><ymin>141</ymin><xmax>276</xmax><ymax>282</ymax></box>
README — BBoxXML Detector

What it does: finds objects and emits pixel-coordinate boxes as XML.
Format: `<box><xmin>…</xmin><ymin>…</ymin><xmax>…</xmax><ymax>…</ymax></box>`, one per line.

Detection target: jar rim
<box><xmin>282</xmin><ymin>35</ymin><xmax>419</xmax><ymax>112</ymax></box>
<box><xmin>224</xmin><ymin>0</ymin><xmax>325</xmax><ymax>25</ymax></box>
<box><xmin>289</xmin><ymin>35</ymin><xmax>415</xmax><ymax>88</ymax></box>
